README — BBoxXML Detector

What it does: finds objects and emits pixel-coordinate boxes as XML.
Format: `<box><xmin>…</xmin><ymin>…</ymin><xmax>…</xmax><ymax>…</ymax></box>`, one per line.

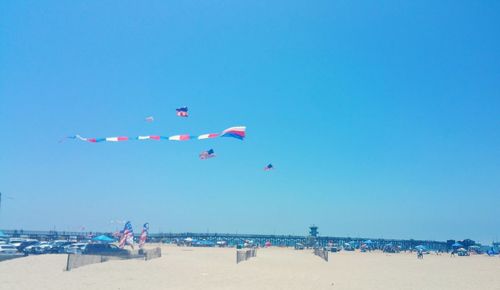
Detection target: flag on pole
<box><xmin>139</xmin><ymin>223</ymin><xmax>149</xmax><ymax>248</ymax></box>
<box><xmin>119</xmin><ymin>221</ymin><xmax>134</xmax><ymax>249</ymax></box>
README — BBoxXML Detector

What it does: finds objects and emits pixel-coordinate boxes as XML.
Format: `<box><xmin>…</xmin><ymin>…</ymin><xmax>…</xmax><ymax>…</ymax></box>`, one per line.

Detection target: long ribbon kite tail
<box><xmin>70</xmin><ymin>126</ymin><xmax>246</xmax><ymax>143</ymax></box>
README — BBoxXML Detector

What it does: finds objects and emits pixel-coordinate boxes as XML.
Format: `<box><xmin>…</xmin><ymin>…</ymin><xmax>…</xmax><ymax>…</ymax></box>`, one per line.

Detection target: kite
<box><xmin>119</xmin><ymin>221</ymin><xmax>134</xmax><ymax>249</ymax></box>
<box><xmin>145</xmin><ymin>116</ymin><xmax>154</xmax><ymax>122</ymax></box>
<box><xmin>68</xmin><ymin>126</ymin><xmax>246</xmax><ymax>143</ymax></box>
<box><xmin>264</xmin><ymin>164</ymin><xmax>274</xmax><ymax>171</ymax></box>
<box><xmin>220</xmin><ymin>126</ymin><xmax>246</xmax><ymax>140</ymax></box>
<box><xmin>139</xmin><ymin>223</ymin><xmax>149</xmax><ymax>248</ymax></box>
<box><xmin>176</xmin><ymin>107</ymin><xmax>188</xmax><ymax>117</ymax></box>
<box><xmin>199</xmin><ymin>149</ymin><xmax>216</xmax><ymax>159</ymax></box>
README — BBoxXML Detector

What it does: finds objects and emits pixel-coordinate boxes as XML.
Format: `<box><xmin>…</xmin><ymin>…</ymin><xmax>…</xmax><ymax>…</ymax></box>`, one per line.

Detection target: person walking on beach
<box><xmin>417</xmin><ymin>250</ymin><xmax>424</xmax><ymax>259</ymax></box>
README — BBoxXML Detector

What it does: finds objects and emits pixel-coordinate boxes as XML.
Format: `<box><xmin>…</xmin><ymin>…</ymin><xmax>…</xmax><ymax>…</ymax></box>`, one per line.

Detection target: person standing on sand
<box><xmin>417</xmin><ymin>250</ymin><xmax>424</xmax><ymax>259</ymax></box>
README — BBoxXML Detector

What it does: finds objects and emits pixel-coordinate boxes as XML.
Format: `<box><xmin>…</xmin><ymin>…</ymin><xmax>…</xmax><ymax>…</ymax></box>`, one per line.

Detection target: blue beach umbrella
<box><xmin>92</xmin><ymin>235</ymin><xmax>116</xmax><ymax>243</ymax></box>
<box><xmin>363</xmin><ymin>240</ymin><xmax>374</xmax><ymax>245</ymax></box>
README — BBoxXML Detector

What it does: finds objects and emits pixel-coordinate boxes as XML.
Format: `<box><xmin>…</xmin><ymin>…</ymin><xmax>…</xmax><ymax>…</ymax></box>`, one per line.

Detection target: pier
<box><xmin>2</xmin><ymin>229</ymin><xmax>448</xmax><ymax>251</ymax></box>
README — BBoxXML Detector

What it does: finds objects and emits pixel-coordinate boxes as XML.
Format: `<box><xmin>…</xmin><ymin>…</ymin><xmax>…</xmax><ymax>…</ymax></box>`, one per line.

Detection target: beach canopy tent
<box><xmin>92</xmin><ymin>235</ymin><xmax>115</xmax><ymax>243</ymax></box>
<box><xmin>363</xmin><ymin>240</ymin><xmax>374</xmax><ymax>247</ymax></box>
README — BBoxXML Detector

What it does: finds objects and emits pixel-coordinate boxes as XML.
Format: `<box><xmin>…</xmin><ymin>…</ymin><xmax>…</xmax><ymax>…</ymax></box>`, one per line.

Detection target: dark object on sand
<box><xmin>83</xmin><ymin>243</ymin><xmax>129</xmax><ymax>257</ymax></box>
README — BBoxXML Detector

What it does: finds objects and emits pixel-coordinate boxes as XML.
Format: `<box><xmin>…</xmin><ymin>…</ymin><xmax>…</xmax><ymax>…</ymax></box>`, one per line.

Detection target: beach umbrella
<box><xmin>415</xmin><ymin>245</ymin><xmax>426</xmax><ymax>250</ymax></box>
<box><xmin>452</xmin><ymin>242</ymin><xmax>463</xmax><ymax>248</ymax></box>
<box><xmin>92</xmin><ymin>235</ymin><xmax>115</xmax><ymax>243</ymax></box>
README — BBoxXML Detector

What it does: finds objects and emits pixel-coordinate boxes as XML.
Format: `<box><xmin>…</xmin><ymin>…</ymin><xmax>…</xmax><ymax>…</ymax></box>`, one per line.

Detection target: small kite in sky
<box><xmin>199</xmin><ymin>149</ymin><xmax>216</xmax><ymax>159</ymax></box>
<box><xmin>176</xmin><ymin>107</ymin><xmax>188</xmax><ymax>117</ymax></box>
<box><xmin>264</xmin><ymin>164</ymin><xmax>274</xmax><ymax>171</ymax></box>
<box><xmin>145</xmin><ymin>116</ymin><xmax>154</xmax><ymax>122</ymax></box>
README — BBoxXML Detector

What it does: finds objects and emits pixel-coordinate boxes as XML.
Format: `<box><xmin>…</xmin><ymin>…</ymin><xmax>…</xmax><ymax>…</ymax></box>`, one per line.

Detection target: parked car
<box><xmin>294</xmin><ymin>243</ymin><xmax>305</xmax><ymax>250</ymax></box>
<box><xmin>65</xmin><ymin>243</ymin><xmax>87</xmax><ymax>254</ymax></box>
<box><xmin>16</xmin><ymin>240</ymin><xmax>39</xmax><ymax>252</ymax></box>
<box><xmin>0</xmin><ymin>244</ymin><xmax>24</xmax><ymax>261</ymax></box>
<box><xmin>0</xmin><ymin>244</ymin><xmax>19</xmax><ymax>254</ymax></box>
<box><xmin>8</xmin><ymin>238</ymin><xmax>27</xmax><ymax>248</ymax></box>
<box><xmin>82</xmin><ymin>243</ymin><xmax>129</xmax><ymax>257</ymax></box>
<box><xmin>329</xmin><ymin>246</ymin><xmax>341</xmax><ymax>252</ymax></box>
<box><xmin>24</xmin><ymin>242</ymin><xmax>52</xmax><ymax>255</ymax></box>
<box><xmin>49</xmin><ymin>241</ymin><xmax>73</xmax><ymax>253</ymax></box>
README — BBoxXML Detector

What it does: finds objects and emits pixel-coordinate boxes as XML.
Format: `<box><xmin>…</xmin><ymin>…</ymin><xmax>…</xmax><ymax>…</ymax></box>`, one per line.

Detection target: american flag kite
<box><xmin>139</xmin><ymin>223</ymin><xmax>149</xmax><ymax>248</ymax></box>
<box><xmin>176</xmin><ymin>107</ymin><xmax>188</xmax><ymax>117</ymax></box>
<box><xmin>119</xmin><ymin>221</ymin><xmax>134</xmax><ymax>249</ymax></box>
<box><xmin>264</xmin><ymin>164</ymin><xmax>274</xmax><ymax>171</ymax></box>
<box><xmin>199</xmin><ymin>149</ymin><xmax>216</xmax><ymax>159</ymax></box>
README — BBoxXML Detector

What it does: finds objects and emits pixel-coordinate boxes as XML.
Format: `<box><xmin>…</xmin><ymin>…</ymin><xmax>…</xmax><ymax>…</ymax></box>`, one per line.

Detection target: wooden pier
<box><xmin>2</xmin><ymin>229</ymin><xmax>448</xmax><ymax>251</ymax></box>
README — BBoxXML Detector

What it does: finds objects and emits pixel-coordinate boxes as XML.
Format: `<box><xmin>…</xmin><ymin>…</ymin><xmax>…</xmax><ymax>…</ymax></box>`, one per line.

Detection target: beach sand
<box><xmin>1</xmin><ymin>245</ymin><xmax>499</xmax><ymax>290</ymax></box>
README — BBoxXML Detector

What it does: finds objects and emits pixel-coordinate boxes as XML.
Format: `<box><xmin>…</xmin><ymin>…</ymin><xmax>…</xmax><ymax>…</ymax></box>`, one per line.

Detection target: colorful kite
<box><xmin>119</xmin><ymin>221</ymin><xmax>134</xmax><ymax>249</ymax></box>
<box><xmin>139</xmin><ymin>223</ymin><xmax>149</xmax><ymax>248</ymax></box>
<box><xmin>220</xmin><ymin>126</ymin><xmax>246</xmax><ymax>140</ymax></box>
<box><xmin>199</xmin><ymin>149</ymin><xmax>216</xmax><ymax>159</ymax></box>
<box><xmin>68</xmin><ymin>126</ymin><xmax>246</xmax><ymax>143</ymax></box>
<box><xmin>145</xmin><ymin>116</ymin><xmax>154</xmax><ymax>122</ymax></box>
<box><xmin>176</xmin><ymin>107</ymin><xmax>188</xmax><ymax>117</ymax></box>
<box><xmin>264</xmin><ymin>164</ymin><xmax>274</xmax><ymax>171</ymax></box>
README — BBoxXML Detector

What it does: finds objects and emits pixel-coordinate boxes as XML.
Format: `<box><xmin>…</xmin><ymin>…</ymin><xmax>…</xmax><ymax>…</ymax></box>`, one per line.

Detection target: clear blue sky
<box><xmin>1</xmin><ymin>1</ymin><xmax>499</xmax><ymax>243</ymax></box>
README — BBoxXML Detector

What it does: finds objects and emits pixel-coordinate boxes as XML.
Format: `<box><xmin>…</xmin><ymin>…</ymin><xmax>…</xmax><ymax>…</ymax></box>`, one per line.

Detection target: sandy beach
<box><xmin>1</xmin><ymin>245</ymin><xmax>499</xmax><ymax>290</ymax></box>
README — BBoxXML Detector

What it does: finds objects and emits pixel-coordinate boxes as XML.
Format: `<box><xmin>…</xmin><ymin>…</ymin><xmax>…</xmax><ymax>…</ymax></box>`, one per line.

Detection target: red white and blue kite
<box><xmin>139</xmin><ymin>222</ymin><xmax>149</xmax><ymax>248</ymax></box>
<box><xmin>199</xmin><ymin>149</ymin><xmax>216</xmax><ymax>159</ymax></box>
<box><xmin>68</xmin><ymin>126</ymin><xmax>246</xmax><ymax>143</ymax></box>
<box><xmin>220</xmin><ymin>126</ymin><xmax>246</xmax><ymax>140</ymax></box>
<box><xmin>119</xmin><ymin>221</ymin><xmax>134</xmax><ymax>249</ymax></box>
<box><xmin>176</xmin><ymin>107</ymin><xmax>188</xmax><ymax>117</ymax></box>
